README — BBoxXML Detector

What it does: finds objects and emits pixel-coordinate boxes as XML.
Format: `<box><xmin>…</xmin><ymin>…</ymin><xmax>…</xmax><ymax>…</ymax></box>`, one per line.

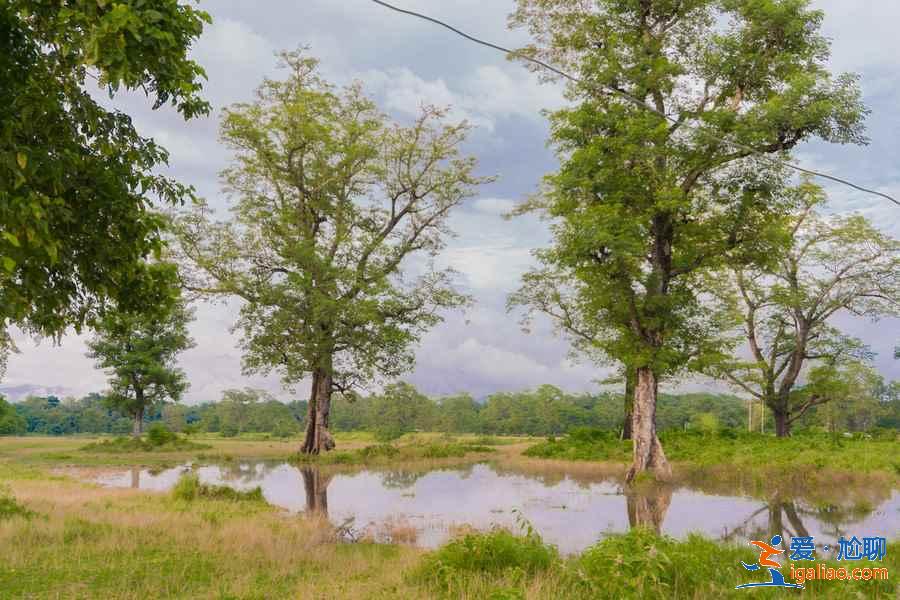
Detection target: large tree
<box><xmin>0</xmin><ymin>1</ymin><xmax>209</xmax><ymax>356</ymax></box>
<box><xmin>86</xmin><ymin>271</ymin><xmax>195</xmax><ymax>438</ymax></box>
<box><xmin>708</xmin><ymin>189</ymin><xmax>899</xmax><ymax>436</ymax></box>
<box><xmin>176</xmin><ymin>51</ymin><xmax>488</xmax><ymax>454</ymax></box>
<box><xmin>510</xmin><ymin>0</ymin><xmax>866</xmax><ymax>480</ymax></box>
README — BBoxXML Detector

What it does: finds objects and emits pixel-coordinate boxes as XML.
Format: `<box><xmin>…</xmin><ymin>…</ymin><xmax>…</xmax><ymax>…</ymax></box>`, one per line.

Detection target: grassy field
<box><xmin>0</xmin><ymin>434</ymin><xmax>897</xmax><ymax>598</ymax></box>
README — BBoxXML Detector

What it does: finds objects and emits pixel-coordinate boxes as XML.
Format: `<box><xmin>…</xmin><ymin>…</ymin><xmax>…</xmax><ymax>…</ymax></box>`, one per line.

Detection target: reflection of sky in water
<box><xmin>95</xmin><ymin>462</ymin><xmax>900</xmax><ymax>554</ymax></box>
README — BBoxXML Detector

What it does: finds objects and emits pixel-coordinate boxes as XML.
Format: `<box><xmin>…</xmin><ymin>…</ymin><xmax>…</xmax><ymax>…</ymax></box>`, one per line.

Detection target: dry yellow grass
<box><xmin>0</xmin><ymin>462</ymin><xmax>425</xmax><ymax>599</ymax></box>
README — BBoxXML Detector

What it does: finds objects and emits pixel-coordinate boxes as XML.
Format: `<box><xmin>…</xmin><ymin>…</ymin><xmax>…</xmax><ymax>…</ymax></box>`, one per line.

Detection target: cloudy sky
<box><xmin>5</xmin><ymin>0</ymin><xmax>899</xmax><ymax>403</ymax></box>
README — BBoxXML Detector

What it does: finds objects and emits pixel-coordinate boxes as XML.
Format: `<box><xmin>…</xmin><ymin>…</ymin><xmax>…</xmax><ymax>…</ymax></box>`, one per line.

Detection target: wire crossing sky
<box><xmin>370</xmin><ymin>0</ymin><xmax>900</xmax><ymax>207</ymax></box>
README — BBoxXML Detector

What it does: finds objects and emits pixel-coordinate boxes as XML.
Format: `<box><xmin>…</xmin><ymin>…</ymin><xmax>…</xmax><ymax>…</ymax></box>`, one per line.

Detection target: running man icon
<box><xmin>736</xmin><ymin>535</ymin><xmax>804</xmax><ymax>590</ymax></box>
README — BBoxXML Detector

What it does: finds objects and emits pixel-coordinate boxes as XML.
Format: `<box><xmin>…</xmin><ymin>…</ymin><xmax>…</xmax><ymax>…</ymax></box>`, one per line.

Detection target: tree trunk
<box><xmin>773</xmin><ymin>404</ymin><xmax>791</xmax><ymax>438</ymax></box>
<box><xmin>625</xmin><ymin>367</ymin><xmax>671</xmax><ymax>482</ymax></box>
<box><xmin>621</xmin><ymin>366</ymin><xmax>635</xmax><ymax>440</ymax></box>
<box><xmin>301</xmin><ymin>368</ymin><xmax>336</xmax><ymax>454</ymax></box>
<box><xmin>132</xmin><ymin>407</ymin><xmax>144</xmax><ymax>438</ymax></box>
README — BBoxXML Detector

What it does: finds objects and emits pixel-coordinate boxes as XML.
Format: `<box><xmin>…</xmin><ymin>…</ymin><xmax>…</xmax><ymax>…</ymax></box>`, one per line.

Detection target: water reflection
<box><xmin>93</xmin><ymin>461</ymin><xmax>898</xmax><ymax>554</ymax></box>
<box><xmin>300</xmin><ymin>467</ymin><xmax>331</xmax><ymax>517</ymax></box>
<box><xmin>626</xmin><ymin>484</ymin><xmax>672</xmax><ymax>533</ymax></box>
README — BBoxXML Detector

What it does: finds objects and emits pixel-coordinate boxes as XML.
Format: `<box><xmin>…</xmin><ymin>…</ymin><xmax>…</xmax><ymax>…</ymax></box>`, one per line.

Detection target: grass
<box><xmin>524</xmin><ymin>428</ymin><xmax>900</xmax><ymax>476</ymax></box>
<box><xmin>292</xmin><ymin>441</ymin><xmax>496</xmax><ymax>466</ymax></box>
<box><xmin>171</xmin><ymin>473</ymin><xmax>267</xmax><ymax>503</ymax></box>
<box><xmin>81</xmin><ymin>436</ymin><xmax>210</xmax><ymax>453</ymax></box>
<box><xmin>0</xmin><ymin>436</ymin><xmax>896</xmax><ymax>598</ymax></box>
<box><xmin>414</xmin><ymin>526</ymin><xmax>898</xmax><ymax>599</ymax></box>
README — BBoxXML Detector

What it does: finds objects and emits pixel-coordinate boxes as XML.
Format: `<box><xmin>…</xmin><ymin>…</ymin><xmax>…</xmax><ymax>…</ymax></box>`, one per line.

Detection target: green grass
<box><xmin>524</xmin><ymin>428</ymin><xmax>900</xmax><ymax>475</ymax></box>
<box><xmin>0</xmin><ymin>490</ymin><xmax>33</xmax><ymax>521</ymax></box>
<box><xmin>81</xmin><ymin>435</ymin><xmax>210</xmax><ymax>454</ymax></box>
<box><xmin>171</xmin><ymin>473</ymin><xmax>266</xmax><ymax>503</ymax></box>
<box><xmin>292</xmin><ymin>441</ymin><xmax>495</xmax><ymax>465</ymax></box>
<box><xmin>414</xmin><ymin>526</ymin><xmax>898</xmax><ymax>599</ymax></box>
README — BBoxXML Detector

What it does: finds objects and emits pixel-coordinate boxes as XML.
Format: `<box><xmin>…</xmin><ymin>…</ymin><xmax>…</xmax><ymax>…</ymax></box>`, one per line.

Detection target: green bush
<box><xmin>220</xmin><ymin>423</ymin><xmax>239</xmax><ymax>438</ymax></box>
<box><xmin>146</xmin><ymin>423</ymin><xmax>177</xmax><ymax>446</ymax></box>
<box><xmin>416</xmin><ymin>527</ymin><xmax>559</xmax><ymax>594</ymax></box>
<box><xmin>172</xmin><ymin>473</ymin><xmax>265</xmax><ymax>503</ymax></box>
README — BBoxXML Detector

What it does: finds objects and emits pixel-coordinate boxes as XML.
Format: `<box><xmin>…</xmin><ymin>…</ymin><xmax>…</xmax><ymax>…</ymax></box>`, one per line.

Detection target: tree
<box><xmin>799</xmin><ymin>360</ymin><xmax>884</xmax><ymax>434</ymax></box>
<box><xmin>370</xmin><ymin>382</ymin><xmax>435</xmax><ymax>442</ymax></box>
<box><xmin>0</xmin><ymin>1</ymin><xmax>210</xmax><ymax>357</ymax></box>
<box><xmin>709</xmin><ymin>192</ymin><xmax>899</xmax><ymax>436</ymax></box>
<box><xmin>86</xmin><ymin>278</ymin><xmax>195</xmax><ymax>437</ymax></box>
<box><xmin>176</xmin><ymin>50</ymin><xmax>488</xmax><ymax>454</ymax></box>
<box><xmin>510</xmin><ymin>0</ymin><xmax>866</xmax><ymax>480</ymax></box>
<box><xmin>0</xmin><ymin>396</ymin><xmax>26</xmax><ymax>434</ymax></box>
<box><xmin>219</xmin><ymin>388</ymin><xmax>273</xmax><ymax>436</ymax></box>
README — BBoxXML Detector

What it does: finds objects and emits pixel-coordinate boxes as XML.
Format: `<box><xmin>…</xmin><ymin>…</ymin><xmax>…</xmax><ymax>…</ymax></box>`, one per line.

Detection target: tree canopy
<box><xmin>509</xmin><ymin>0</ymin><xmax>868</xmax><ymax>480</ymax></box>
<box><xmin>176</xmin><ymin>50</ymin><xmax>490</xmax><ymax>453</ymax></box>
<box><xmin>86</xmin><ymin>273</ymin><xmax>195</xmax><ymax>437</ymax></box>
<box><xmin>708</xmin><ymin>186</ymin><xmax>900</xmax><ymax>435</ymax></box>
<box><xmin>0</xmin><ymin>1</ymin><xmax>209</xmax><ymax>354</ymax></box>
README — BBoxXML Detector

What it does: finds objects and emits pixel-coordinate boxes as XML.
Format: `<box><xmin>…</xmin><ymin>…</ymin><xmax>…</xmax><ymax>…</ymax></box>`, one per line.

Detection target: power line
<box><xmin>369</xmin><ymin>0</ymin><xmax>899</xmax><ymax>207</ymax></box>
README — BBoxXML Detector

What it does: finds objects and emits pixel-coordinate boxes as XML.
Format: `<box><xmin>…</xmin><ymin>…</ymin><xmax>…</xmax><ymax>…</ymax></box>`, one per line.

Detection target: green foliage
<box><xmin>0</xmin><ymin>1</ymin><xmax>209</xmax><ymax>341</ymax></box>
<box><xmin>81</xmin><ymin>433</ymin><xmax>208</xmax><ymax>454</ymax></box>
<box><xmin>416</xmin><ymin>527</ymin><xmax>559</xmax><ymax>596</ymax></box>
<box><xmin>510</xmin><ymin>0</ymin><xmax>867</xmax><ymax>388</ymax></box>
<box><xmin>86</xmin><ymin>289</ymin><xmax>195</xmax><ymax>428</ymax></box>
<box><xmin>8</xmin><ymin>382</ymin><xmax>898</xmax><ymax>439</ymax></box>
<box><xmin>294</xmin><ymin>441</ymin><xmax>494</xmax><ymax>466</ymax></box>
<box><xmin>0</xmin><ymin>396</ymin><xmax>25</xmax><ymax>434</ymax></box>
<box><xmin>0</xmin><ymin>489</ymin><xmax>32</xmax><ymax>521</ymax></box>
<box><xmin>690</xmin><ymin>412</ymin><xmax>720</xmax><ymax>435</ymax></box>
<box><xmin>172</xmin><ymin>473</ymin><xmax>265</xmax><ymax>503</ymax></box>
<box><xmin>706</xmin><ymin>195</ymin><xmax>899</xmax><ymax>433</ymax></box>
<box><xmin>175</xmin><ymin>50</ymin><xmax>487</xmax><ymax>434</ymax></box>
<box><xmin>145</xmin><ymin>423</ymin><xmax>178</xmax><ymax>446</ymax></box>
<box><xmin>526</xmin><ymin>428</ymin><xmax>899</xmax><ymax>473</ymax></box>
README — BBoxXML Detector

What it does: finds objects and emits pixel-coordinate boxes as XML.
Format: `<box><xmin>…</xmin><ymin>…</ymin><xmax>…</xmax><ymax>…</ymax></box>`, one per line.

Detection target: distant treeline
<box><xmin>2</xmin><ymin>382</ymin><xmax>898</xmax><ymax>438</ymax></box>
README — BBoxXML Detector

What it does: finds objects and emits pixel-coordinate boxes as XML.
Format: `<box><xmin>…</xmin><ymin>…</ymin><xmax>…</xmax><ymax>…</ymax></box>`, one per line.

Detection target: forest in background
<box><xmin>2</xmin><ymin>380</ymin><xmax>898</xmax><ymax>439</ymax></box>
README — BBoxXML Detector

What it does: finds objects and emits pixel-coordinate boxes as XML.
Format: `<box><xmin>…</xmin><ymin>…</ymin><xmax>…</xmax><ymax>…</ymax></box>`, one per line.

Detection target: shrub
<box><xmin>416</xmin><ymin>527</ymin><xmax>559</xmax><ymax>593</ymax></box>
<box><xmin>146</xmin><ymin>423</ymin><xmax>178</xmax><ymax>446</ymax></box>
<box><xmin>220</xmin><ymin>423</ymin><xmax>239</xmax><ymax>438</ymax></box>
<box><xmin>172</xmin><ymin>473</ymin><xmax>265</xmax><ymax>503</ymax></box>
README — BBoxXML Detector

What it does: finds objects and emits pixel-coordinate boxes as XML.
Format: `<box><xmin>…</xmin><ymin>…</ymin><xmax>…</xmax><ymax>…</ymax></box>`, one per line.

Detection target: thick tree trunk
<box><xmin>301</xmin><ymin>368</ymin><xmax>336</xmax><ymax>454</ymax></box>
<box><xmin>621</xmin><ymin>366</ymin><xmax>635</xmax><ymax>440</ymax></box>
<box><xmin>625</xmin><ymin>367</ymin><xmax>671</xmax><ymax>482</ymax></box>
<box><xmin>132</xmin><ymin>407</ymin><xmax>144</xmax><ymax>438</ymax></box>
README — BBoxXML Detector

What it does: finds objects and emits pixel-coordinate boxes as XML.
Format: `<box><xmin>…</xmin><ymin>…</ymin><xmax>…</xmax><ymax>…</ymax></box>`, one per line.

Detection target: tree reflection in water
<box><xmin>720</xmin><ymin>490</ymin><xmax>878</xmax><ymax>551</ymax></box>
<box><xmin>130</xmin><ymin>467</ymin><xmax>140</xmax><ymax>489</ymax></box>
<box><xmin>300</xmin><ymin>467</ymin><xmax>332</xmax><ymax>517</ymax></box>
<box><xmin>625</xmin><ymin>484</ymin><xmax>673</xmax><ymax>533</ymax></box>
